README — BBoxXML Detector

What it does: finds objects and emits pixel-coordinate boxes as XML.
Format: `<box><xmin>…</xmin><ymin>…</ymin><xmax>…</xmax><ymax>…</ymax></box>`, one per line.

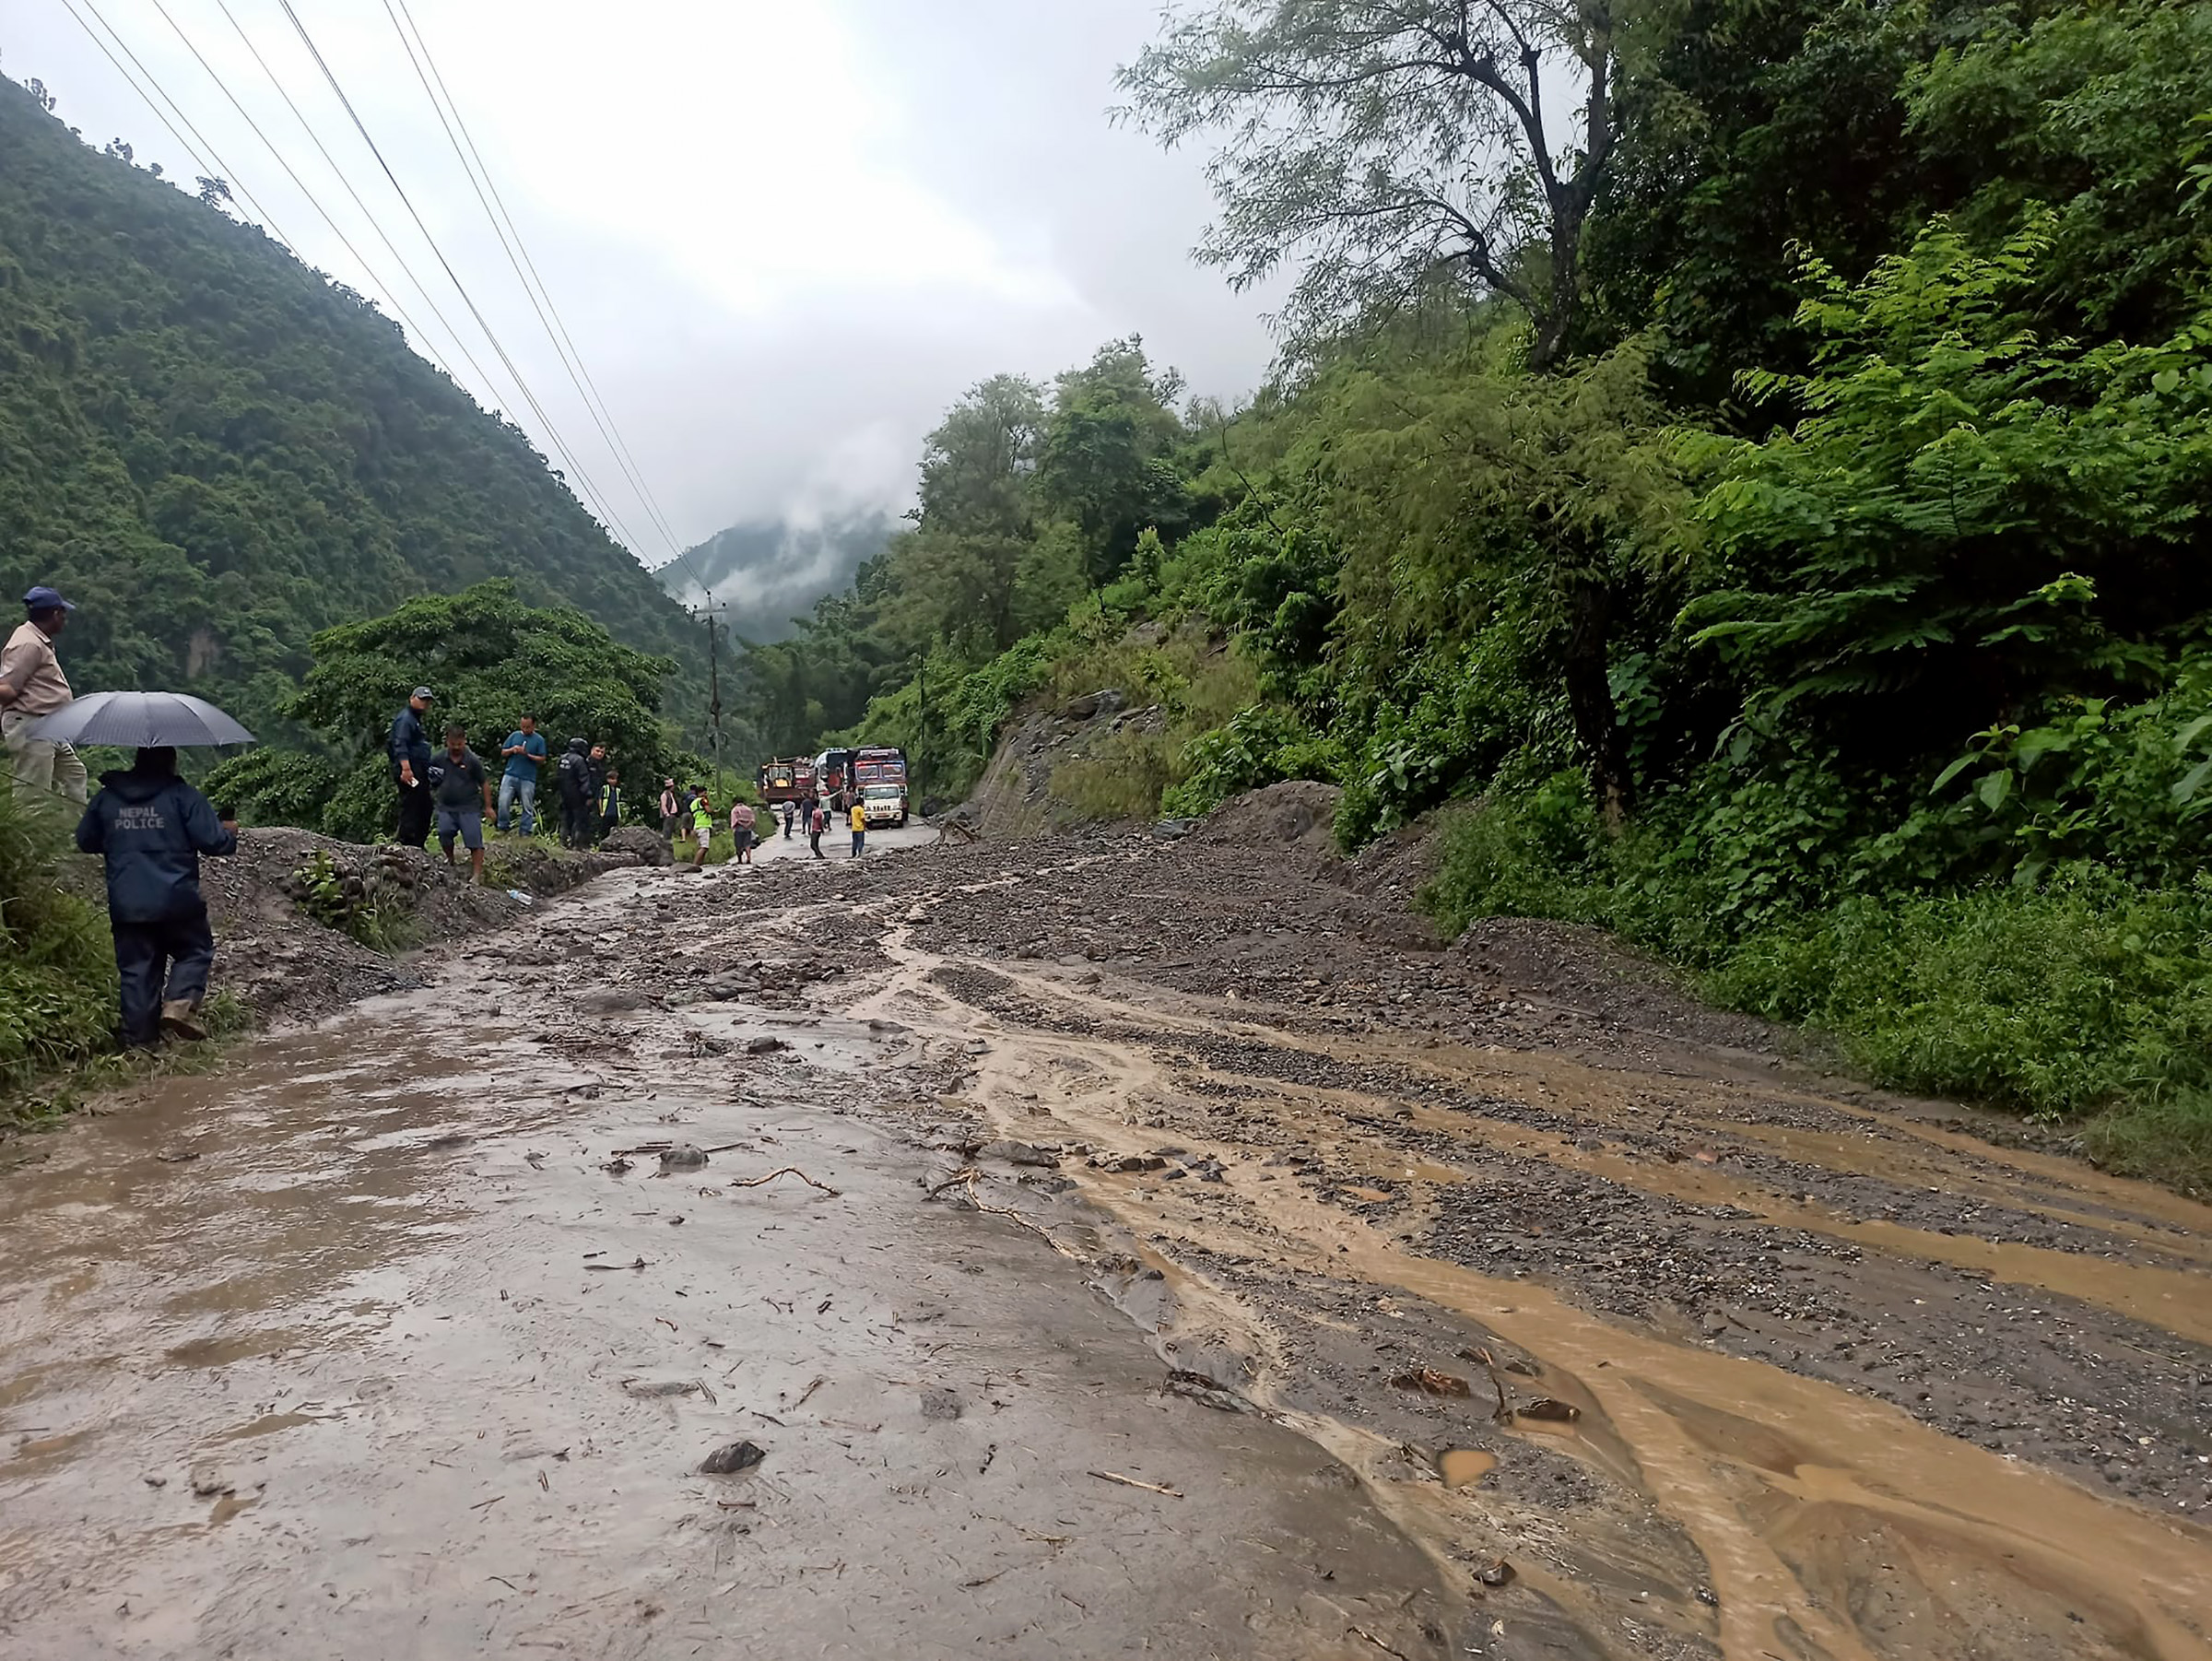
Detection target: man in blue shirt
<box><xmin>75</xmin><ymin>746</ymin><xmax>238</xmax><ymax>1047</ymax></box>
<box><xmin>497</xmin><ymin>713</ymin><xmax>548</xmax><ymax>834</ymax></box>
<box><xmin>388</xmin><ymin>685</ymin><xmax>434</xmax><ymax>847</ymax></box>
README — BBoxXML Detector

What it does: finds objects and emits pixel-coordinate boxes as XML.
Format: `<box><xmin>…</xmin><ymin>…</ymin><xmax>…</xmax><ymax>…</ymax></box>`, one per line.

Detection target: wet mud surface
<box><xmin>5</xmin><ymin>826</ymin><xmax>2211</xmax><ymax>1659</ymax></box>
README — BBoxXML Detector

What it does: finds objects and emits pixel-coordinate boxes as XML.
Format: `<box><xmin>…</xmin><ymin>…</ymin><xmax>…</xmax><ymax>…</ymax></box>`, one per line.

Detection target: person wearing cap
<box><xmin>388</xmin><ymin>686</ymin><xmax>435</xmax><ymax>847</ymax></box>
<box><xmin>0</xmin><ymin>584</ymin><xmax>88</xmax><ymax>804</ymax></box>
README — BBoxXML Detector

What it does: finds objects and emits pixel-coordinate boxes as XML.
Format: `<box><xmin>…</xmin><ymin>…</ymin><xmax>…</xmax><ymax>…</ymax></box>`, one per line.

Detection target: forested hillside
<box><xmin>740</xmin><ymin>0</ymin><xmax>2212</xmax><ymax>1186</ymax></box>
<box><xmin>0</xmin><ymin>76</ymin><xmax>699</xmax><ymax>742</ymax></box>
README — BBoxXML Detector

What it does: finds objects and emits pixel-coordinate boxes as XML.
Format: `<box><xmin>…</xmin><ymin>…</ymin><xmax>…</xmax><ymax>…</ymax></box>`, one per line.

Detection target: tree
<box><xmin>1037</xmin><ymin>337</ymin><xmax>1193</xmax><ymax>584</ymax></box>
<box><xmin>1686</xmin><ymin>220</ymin><xmax>2212</xmax><ymax>763</ymax></box>
<box><xmin>918</xmin><ymin>374</ymin><xmax>1046</xmax><ymax>537</ymax></box>
<box><xmin>1320</xmin><ymin>342</ymin><xmax>1685</xmax><ymax>820</ymax></box>
<box><xmin>1119</xmin><ymin>0</ymin><xmax>1627</xmax><ymax>368</ymax></box>
<box><xmin>209</xmin><ymin>580</ymin><xmax>679</xmax><ymax>840</ymax></box>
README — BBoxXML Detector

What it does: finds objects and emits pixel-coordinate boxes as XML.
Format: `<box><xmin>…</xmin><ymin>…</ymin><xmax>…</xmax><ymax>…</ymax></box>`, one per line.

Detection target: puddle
<box><xmin>1438</xmin><ymin>1448</ymin><xmax>1497</xmax><ymax>1487</ymax></box>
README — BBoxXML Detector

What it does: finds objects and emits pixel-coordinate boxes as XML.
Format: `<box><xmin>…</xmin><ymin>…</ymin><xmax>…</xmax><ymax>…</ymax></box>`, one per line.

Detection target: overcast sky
<box><xmin>5</xmin><ymin>0</ymin><xmax>1281</xmax><ymax>567</ymax></box>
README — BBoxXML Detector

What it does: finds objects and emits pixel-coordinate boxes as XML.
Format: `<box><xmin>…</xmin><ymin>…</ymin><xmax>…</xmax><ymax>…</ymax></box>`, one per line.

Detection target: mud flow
<box><xmin>5</xmin><ymin>838</ymin><xmax>2210</xmax><ymax>1661</ymax></box>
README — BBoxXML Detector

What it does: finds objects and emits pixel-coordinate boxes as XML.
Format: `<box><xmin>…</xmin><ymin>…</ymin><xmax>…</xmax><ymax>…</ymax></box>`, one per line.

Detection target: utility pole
<box><xmin>915</xmin><ymin>647</ymin><xmax>927</xmax><ymax>805</ymax></box>
<box><xmin>696</xmin><ymin>599</ymin><xmax>728</xmax><ymax>807</ymax></box>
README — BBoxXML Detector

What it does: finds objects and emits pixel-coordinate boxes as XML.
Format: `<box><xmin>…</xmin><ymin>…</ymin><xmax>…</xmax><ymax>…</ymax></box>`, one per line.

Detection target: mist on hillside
<box><xmin>655</xmin><ymin>510</ymin><xmax>896</xmax><ymax>644</ymax></box>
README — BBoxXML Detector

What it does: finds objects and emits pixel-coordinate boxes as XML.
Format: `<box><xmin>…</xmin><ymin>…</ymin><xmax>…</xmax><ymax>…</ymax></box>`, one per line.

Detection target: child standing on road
<box><xmin>849</xmin><ymin>798</ymin><xmax>866</xmax><ymax>858</ymax></box>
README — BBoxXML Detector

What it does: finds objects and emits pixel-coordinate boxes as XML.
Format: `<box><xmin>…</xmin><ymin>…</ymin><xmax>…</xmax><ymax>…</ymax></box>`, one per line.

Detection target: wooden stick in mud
<box><xmin>1088</xmin><ymin>1469</ymin><xmax>1182</xmax><ymax>1499</ymax></box>
<box><xmin>726</xmin><ymin>1166</ymin><xmax>841</xmax><ymax>1196</ymax></box>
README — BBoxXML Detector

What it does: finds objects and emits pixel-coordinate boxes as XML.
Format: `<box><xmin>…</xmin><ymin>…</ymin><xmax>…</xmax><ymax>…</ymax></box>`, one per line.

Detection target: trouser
<box><xmin>808</xmin><ymin>831</ymin><xmax>822</xmax><ymax>860</ymax></box>
<box><xmin>394</xmin><ymin>781</ymin><xmax>432</xmax><ymax>847</ymax></box>
<box><xmin>3</xmin><ymin>711</ymin><xmax>88</xmax><ymax>804</ymax></box>
<box><xmin>112</xmin><ymin>908</ymin><xmax>216</xmax><ymax>1050</ymax></box>
<box><xmin>559</xmin><ymin>795</ymin><xmax>592</xmax><ymax>848</ymax></box>
<box><xmin>497</xmin><ymin>775</ymin><xmax>537</xmax><ymax>834</ymax></box>
<box><xmin>851</xmin><ymin>831</ymin><xmax>865</xmax><ymax>856</ymax></box>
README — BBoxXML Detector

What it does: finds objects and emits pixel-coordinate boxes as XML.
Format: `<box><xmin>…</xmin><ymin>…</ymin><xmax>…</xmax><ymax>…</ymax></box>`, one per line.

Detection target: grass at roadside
<box><xmin>0</xmin><ymin>787</ymin><xmax>117</xmax><ymax>1092</ymax></box>
<box><xmin>3</xmin><ymin>992</ymin><xmax>252</xmax><ymax>1140</ymax></box>
<box><xmin>1422</xmin><ymin>795</ymin><xmax>2212</xmax><ymax>1196</ymax></box>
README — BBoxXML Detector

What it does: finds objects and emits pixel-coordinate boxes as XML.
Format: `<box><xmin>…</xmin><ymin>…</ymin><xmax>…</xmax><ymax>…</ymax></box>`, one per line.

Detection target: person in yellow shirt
<box><xmin>849</xmin><ymin>798</ymin><xmax>866</xmax><ymax>858</ymax></box>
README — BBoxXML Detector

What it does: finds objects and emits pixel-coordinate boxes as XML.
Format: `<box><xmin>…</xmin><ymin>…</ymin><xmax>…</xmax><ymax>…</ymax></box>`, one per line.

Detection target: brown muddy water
<box><xmin>6</xmin><ymin>854</ymin><xmax>2211</xmax><ymax>1661</ymax></box>
<box><xmin>0</xmin><ymin>980</ymin><xmax>1448</xmax><ymax>1655</ymax></box>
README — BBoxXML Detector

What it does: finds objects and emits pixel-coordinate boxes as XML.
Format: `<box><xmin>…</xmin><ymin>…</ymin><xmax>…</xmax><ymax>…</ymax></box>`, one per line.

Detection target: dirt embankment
<box><xmin>199</xmin><ymin>827</ymin><xmax>641</xmax><ymax>1025</ymax></box>
<box><xmin>953</xmin><ymin>686</ymin><xmax>1168</xmax><ymax>838</ymax></box>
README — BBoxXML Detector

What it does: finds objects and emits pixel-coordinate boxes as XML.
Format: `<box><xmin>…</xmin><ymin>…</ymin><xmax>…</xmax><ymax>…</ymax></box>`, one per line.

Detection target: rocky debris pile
<box><xmin>1189</xmin><ymin>780</ymin><xmax>1341</xmax><ymax>856</ymax></box>
<box><xmin>689</xmin><ymin>955</ymin><xmax>849</xmax><ymax>1008</ymax></box>
<box><xmin>599</xmin><ymin>826</ymin><xmax>671</xmax><ymax>867</ymax></box>
<box><xmin>196</xmin><ymin>828</ymin><xmax>640</xmax><ymax>1029</ymax></box>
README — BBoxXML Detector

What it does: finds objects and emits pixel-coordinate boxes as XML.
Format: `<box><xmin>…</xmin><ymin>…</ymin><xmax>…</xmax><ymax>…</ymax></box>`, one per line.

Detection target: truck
<box><xmin>852</xmin><ymin>746</ymin><xmax>909</xmax><ymax>827</ymax></box>
<box><xmin>757</xmin><ymin>757</ymin><xmax>815</xmax><ymax>804</ymax></box>
<box><xmin>812</xmin><ymin>748</ymin><xmax>854</xmax><ymax>806</ymax></box>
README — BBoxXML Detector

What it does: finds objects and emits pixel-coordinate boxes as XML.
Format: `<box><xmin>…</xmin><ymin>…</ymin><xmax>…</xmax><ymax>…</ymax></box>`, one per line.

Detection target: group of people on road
<box><xmin>641</xmin><ymin>781</ymin><xmax>875</xmax><ymax>872</ymax></box>
<box><xmin>388</xmin><ymin>690</ymin><xmax>629</xmax><ymax>874</ymax></box>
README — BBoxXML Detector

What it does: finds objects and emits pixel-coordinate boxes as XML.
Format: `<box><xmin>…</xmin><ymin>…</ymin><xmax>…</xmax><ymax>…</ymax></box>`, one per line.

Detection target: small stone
<box><xmin>659</xmin><ymin>1145</ymin><xmax>708</xmax><ymax>1170</ymax></box>
<box><xmin>920</xmin><ymin>1388</ymin><xmax>963</xmax><ymax>1421</ymax></box>
<box><xmin>698</xmin><ymin>1440</ymin><xmax>768</xmax><ymax>1475</ymax></box>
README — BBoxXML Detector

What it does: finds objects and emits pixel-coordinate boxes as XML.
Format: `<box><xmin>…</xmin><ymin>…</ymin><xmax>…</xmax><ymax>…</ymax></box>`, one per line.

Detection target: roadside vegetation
<box><xmin>729</xmin><ymin>0</ymin><xmax>2212</xmax><ymax>1188</ymax></box>
<box><xmin>0</xmin><ymin>787</ymin><xmax>115</xmax><ymax>1097</ymax></box>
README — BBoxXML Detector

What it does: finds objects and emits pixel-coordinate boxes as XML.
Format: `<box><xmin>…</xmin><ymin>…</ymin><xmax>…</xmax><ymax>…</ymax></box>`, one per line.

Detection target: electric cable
<box><xmin>143</xmin><ymin>0</ymin><xmax>457</xmax><ymax>381</ymax></box>
<box><xmin>386</xmin><ymin>0</ymin><xmax>700</xmax><ymax>580</ymax></box>
<box><xmin>63</xmin><ymin>0</ymin><xmax>296</xmax><ymax>246</ymax></box>
<box><xmin>275</xmin><ymin>0</ymin><xmax>651</xmax><ymax>556</ymax></box>
<box><xmin>211</xmin><ymin>0</ymin><xmax>543</xmax><ymax>406</ymax></box>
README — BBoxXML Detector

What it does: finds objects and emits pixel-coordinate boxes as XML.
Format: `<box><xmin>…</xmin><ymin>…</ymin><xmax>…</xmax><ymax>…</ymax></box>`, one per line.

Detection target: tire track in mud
<box><xmin>839</xmin><ymin>917</ymin><xmax>2212</xmax><ymax>1661</ymax></box>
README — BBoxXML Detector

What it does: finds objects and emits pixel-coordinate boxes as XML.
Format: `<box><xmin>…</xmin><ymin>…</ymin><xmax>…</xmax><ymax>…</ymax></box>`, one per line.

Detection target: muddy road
<box><xmin>3</xmin><ymin>818</ymin><xmax>2209</xmax><ymax>1660</ymax></box>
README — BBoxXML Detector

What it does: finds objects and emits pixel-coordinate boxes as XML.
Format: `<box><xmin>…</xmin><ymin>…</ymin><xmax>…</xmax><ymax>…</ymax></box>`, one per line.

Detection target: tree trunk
<box><xmin>1560</xmin><ymin>575</ymin><xmax>1631</xmax><ymax>827</ymax></box>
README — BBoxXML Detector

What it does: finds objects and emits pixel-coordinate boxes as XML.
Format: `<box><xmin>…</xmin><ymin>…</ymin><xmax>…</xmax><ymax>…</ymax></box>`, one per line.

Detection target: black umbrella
<box><xmin>29</xmin><ymin>690</ymin><xmax>255</xmax><ymax>748</ymax></box>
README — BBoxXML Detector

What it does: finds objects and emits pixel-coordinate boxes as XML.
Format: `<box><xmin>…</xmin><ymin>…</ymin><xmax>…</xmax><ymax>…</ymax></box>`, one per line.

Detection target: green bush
<box><xmin>1419</xmin><ymin>783</ymin><xmax>2212</xmax><ymax>1192</ymax></box>
<box><xmin>1162</xmin><ymin>704</ymin><xmax>1340</xmax><ymax>818</ymax></box>
<box><xmin>0</xmin><ymin>789</ymin><xmax>117</xmax><ymax>1089</ymax></box>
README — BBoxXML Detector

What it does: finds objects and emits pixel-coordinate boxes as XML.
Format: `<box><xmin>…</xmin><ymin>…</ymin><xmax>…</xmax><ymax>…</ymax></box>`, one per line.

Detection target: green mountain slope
<box><xmin>0</xmin><ymin>77</ymin><xmax>697</xmax><ymax>739</ymax></box>
<box><xmin>655</xmin><ymin>510</ymin><xmax>895</xmax><ymax>645</ymax></box>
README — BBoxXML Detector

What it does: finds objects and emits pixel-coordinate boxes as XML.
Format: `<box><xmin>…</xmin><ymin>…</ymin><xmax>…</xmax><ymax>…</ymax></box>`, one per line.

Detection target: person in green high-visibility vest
<box><xmin>688</xmin><ymin>786</ymin><xmax>714</xmax><ymax>872</ymax></box>
<box><xmin>596</xmin><ymin>768</ymin><xmax>622</xmax><ymax>845</ymax></box>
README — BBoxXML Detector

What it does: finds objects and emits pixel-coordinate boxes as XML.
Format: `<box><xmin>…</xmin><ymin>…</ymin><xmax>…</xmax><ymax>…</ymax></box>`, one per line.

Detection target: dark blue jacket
<box><xmin>388</xmin><ymin>704</ymin><xmax>432</xmax><ymax>781</ymax></box>
<box><xmin>76</xmin><ymin>769</ymin><xmax>238</xmax><ymax>923</ymax></box>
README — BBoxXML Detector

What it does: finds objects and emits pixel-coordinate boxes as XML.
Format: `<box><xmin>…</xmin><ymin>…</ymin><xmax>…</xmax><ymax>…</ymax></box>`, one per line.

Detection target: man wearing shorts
<box><xmin>730</xmin><ymin>796</ymin><xmax>757</xmax><ymax>864</ymax></box>
<box><xmin>689</xmin><ymin>787</ymin><xmax>714</xmax><ymax>871</ymax></box>
<box><xmin>426</xmin><ymin>724</ymin><xmax>493</xmax><ymax>884</ymax></box>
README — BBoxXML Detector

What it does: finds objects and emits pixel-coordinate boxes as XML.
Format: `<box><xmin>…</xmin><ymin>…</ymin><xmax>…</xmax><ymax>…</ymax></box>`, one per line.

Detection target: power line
<box><xmin>53</xmin><ymin>0</ymin><xmax>213</xmax><ymax>177</ymax></box>
<box><xmin>385</xmin><ymin>0</ymin><xmax>702</xmax><ymax>583</ymax></box>
<box><xmin>210</xmin><ymin>0</ymin><xmax>542</xmax><ymax>408</ymax></box>
<box><xmin>142</xmin><ymin>0</ymin><xmax>457</xmax><ymax>381</ymax></box>
<box><xmin>62</xmin><ymin>0</ymin><xmax>296</xmax><ymax>245</ymax></box>
<box><xmin>273</xmin><ymin>0</ymin><xmax>651</xmax><ymax>557</ymax></box>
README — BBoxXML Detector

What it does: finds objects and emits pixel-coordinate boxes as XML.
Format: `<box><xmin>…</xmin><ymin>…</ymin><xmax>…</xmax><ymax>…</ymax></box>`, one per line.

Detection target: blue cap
<box><xmin>23</xmin><ymin>585</ymin><xmax>76</xmax><ymax>613</ymax></box>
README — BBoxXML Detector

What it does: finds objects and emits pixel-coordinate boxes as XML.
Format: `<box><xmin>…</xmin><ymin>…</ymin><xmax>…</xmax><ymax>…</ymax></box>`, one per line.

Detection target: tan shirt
<box><xmin>0</xmin><ymin>620</ymin><xmax>72</xmax><ymax>717</ymax></box>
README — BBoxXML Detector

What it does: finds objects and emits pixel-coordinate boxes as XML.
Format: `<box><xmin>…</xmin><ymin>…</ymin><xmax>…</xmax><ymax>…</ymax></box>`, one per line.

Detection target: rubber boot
<box><xmin>160</xmin><ymin>999</ymin><xmax>207</xmax><ymax>1042</ymax></box>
